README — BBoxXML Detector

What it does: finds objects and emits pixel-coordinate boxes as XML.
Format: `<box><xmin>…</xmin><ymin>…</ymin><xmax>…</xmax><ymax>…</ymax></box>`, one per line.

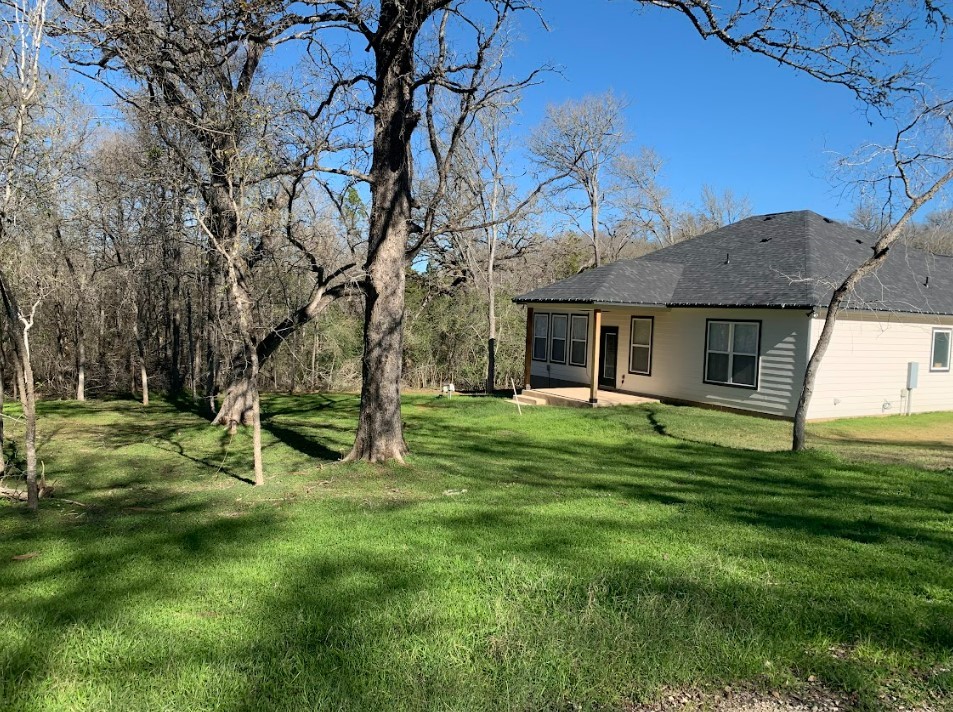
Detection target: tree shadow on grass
<box><xmin>3</xmin><ymin>394</ymin><xmax>950</xmax><ymax>709</ymax></box>
<box><xmin>260</xmin><ymin>418</ymin><xmax>343</xmax><ymax>462</ymax></box>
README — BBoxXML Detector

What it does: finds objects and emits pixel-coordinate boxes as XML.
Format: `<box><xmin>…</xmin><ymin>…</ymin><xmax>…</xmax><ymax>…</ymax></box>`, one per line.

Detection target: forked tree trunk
<box><xmin>214</xmin><ymin>287</ymin><xmax>343</xmax><ymax>427</ymax></box>
<box><xmin>344</xmin><ymin>2</ymin><xmax>422</xmax><ymax>463</ymax></box>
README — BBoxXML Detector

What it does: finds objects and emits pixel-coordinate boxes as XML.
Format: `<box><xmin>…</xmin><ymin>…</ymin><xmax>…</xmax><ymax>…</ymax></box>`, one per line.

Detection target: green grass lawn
<box><xmin>0</xmin><ymin>395</ymin><xmax>951</xmax><ymax>711</ymax></box>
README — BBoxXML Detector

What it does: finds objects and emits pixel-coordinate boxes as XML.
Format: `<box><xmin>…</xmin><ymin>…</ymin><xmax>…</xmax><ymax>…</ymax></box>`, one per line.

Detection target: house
<box><xmin>514</xmin><ymin>210</ymin><xmax>953</xmax><ymax>420</ymax></box>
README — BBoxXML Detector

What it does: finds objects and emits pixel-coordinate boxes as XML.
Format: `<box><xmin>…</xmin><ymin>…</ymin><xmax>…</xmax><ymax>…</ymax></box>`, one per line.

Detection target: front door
<box><xmin>598</xmin><ymin>326</ymin><xmax>618</xmax><ymax>389</ymax></box>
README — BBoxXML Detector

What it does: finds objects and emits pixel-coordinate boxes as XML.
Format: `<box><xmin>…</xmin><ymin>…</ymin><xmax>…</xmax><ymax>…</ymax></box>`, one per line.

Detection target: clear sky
<box><xmin>66</xmin><ymin>2</ymin><xmax>951</xmax><ymax>223</ymax></box>
<box><xmin>501</xmin><ymin>2</ymin><xmax>952</xmax><ymax>222</ymax></box>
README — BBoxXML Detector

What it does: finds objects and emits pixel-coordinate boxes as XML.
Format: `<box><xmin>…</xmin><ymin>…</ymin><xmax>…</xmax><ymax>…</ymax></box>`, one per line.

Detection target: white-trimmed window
<box><xmin>532</xmin><ymin>313</ymin><xmax>549</xmax><ymax>361</ymax></box>
<box><xmin>705</xmin><ymin>320</ymin><xmax>760</xmax><ymax>388</ymax></box>
<box><xmin>629</xmin><ymin>317</ymin><xmax>653</xmax><ymax>375</ymax></box>
<box><xmin>550</xmin><ymin>314</ymin><xmax>568</xmax><ymax>364</ymax></box>
<box><xmin>569</xmin><ymin>315</ymin><xmax>588</xmax><ymax>366</ymax></box>
<box><xmin>932</xmin><ymin>328</ymin><xmax>951</xmax><ymax>372</ymax></box>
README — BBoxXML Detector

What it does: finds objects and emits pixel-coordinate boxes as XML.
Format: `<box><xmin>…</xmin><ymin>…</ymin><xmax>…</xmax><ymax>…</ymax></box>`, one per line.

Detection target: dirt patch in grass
<box><xmin>626</xmin><ymin>682</ymin><xmax>943</xmax><ymax>711</ymax></box>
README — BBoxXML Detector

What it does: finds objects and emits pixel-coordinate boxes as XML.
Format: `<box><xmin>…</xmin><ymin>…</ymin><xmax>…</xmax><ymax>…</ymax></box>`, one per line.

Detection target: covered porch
<box><xmin>522</xmin><ymin>306</ymin><xmax>636</xmax><ymax>406</ymax></box>
<box><xmin>516</xmin><ymin>386</ymin><xmax>659</xmax><ymax>409</ymax></box>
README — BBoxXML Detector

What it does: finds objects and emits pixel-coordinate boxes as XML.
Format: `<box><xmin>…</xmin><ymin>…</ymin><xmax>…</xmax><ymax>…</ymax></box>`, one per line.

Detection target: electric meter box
<box><xmin>907</xmin><ymin>362</ymin><xmax>919</xmax><ymax>390</ymax></box>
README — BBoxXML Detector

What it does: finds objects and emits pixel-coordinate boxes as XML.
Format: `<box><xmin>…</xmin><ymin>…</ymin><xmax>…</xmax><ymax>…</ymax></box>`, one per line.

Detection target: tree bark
<box><xmin>345</xmin><ymin>1</ymin><xmax>428</xmax><ymax>463</ymax></box>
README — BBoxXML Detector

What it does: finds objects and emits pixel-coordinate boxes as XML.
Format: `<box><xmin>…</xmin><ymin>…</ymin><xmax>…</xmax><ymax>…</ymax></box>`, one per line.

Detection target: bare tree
<box><xmin>793</xmin><ymin>97</ymin><xmax>953</xmax><ymax>450</ymax></box>
<box><xmin>0</xmin><ymin>0</ymin><xmax>51</xmax><ymax>509</ymax></box>
<box><xmin>530</xmin><ymin>92</ymin><xmax>628</xmax><ymax>268</ymax></box>
<box><xmin>429</xmin><ymin>108</ymin><xmax>544</xmax><ymax>393</ymax></box>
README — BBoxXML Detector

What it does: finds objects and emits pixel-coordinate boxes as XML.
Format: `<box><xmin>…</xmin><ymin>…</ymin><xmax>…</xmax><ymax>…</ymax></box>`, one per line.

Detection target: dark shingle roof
<box><xmin>514</xmin><ymin>211</ymin><xmax>953</xmax><ymax>316</ymax></box>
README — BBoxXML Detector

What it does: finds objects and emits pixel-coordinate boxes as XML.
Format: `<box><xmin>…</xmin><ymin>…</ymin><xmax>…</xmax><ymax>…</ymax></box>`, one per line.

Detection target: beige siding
<box><xmin>613</xmin><ymin>307</ymin><xmax>809</xmax><ymax>418</ymax></box>
<box><xmin>528</xmin><ymin>305</ymin><xmax>810</xmax><ymax>418</ymax></box>
<box><xmin>807</xmin><ymin>312</ymin><xmax>953</xmax><ymax>419</ymax></box>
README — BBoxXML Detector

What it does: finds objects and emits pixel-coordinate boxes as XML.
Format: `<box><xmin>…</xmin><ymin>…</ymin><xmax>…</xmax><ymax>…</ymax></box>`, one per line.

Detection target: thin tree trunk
<box><xmin>486</xmin><ymin>195</ymin><xmax>499</xmax><ymax>394</ymax></box>
<box><xmin>75</xmin><ymin>317</ymin><xmax>86</xmax><ymax>402</ymax></box>
<box><xmin>0</xmin><ymin>269</ymin><xmax>39</xmax><ymax>510</ymax></box>
<box><xmin>0</xmin><ymin>346</ymin><xmax>6</xmax><ymax>475</ymax></box>
<box><xmin>310</xmin><ymin>326</ymin><xmax>319</xmax><ymax>391</ymax></box>
<box><xmin>590</xmin><ymin>185</ymin><xmax>602</xmax><ymax>268</ymax></box>
<box><xmin>251</xmin><ymin>352</ymin><xmax>264</xmax><ymax>487</ymax></box>
<box><xmin>186</xmin><ymin>294</ymin><xmax>198</xmax><ymax>398</ymax></box>
<box><xmin>133</xmin><ymin>302</ymin><xmax>149</xmax><ymax>406</ymax></box>
<box><xmin>20</xmin><ymin>360</ymin><xmax>37</xmax><ymax>510</ymax></box>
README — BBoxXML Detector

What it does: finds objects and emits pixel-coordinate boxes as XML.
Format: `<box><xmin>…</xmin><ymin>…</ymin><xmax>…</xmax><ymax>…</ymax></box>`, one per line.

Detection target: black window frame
<box><xmin>931</xmin><ymin>327</ymin><xmax>952</xmax><ymax>373</ymax></box>
<box><xmin>569</xmin><ymin>314</ymin><xmax>589</xmax><ymax>367</ymax></box>
<box><xmin>532</xmin><ymin>313</ymin><xmax>550</xmax><ymax>362</ymax></box>
<box><xmin>703</xmin><ymin>319</ymin><xmax>762</xmax><ymax>390</ymax></box>
<box><xmin>549</xmin><ymin>313</ymin><xmax>569</xmax><ymax>365</ymax></box>
<box><xmin>628</xmin><ymin>316</ymin><xmax>654</xmax><ymax>376</ymax></box>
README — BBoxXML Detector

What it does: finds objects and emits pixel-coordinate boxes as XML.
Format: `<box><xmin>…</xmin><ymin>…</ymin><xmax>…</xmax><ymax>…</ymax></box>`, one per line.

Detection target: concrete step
<box><xmin>512</xmin><ymin>394</ymin><xmax>544</xmax><ymax>406</ymax></box>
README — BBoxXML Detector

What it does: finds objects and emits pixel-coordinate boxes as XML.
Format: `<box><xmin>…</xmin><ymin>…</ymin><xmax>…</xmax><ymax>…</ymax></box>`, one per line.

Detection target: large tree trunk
<box><xmin>344</xmin><ymin>2</ymin><xmax>423</xmax><ymax>463</ymax></box>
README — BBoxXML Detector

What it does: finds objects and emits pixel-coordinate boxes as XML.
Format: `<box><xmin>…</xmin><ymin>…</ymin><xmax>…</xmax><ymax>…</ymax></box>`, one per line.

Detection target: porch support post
<box><xmin>523</xmin><ymin>307</ymin><xmax>534</xmax><ymax>389</ymax></box>
<box><xmin>590</xmin><ymin>308</ymin><xmax>602</xmax><ymax>404</ymax></box>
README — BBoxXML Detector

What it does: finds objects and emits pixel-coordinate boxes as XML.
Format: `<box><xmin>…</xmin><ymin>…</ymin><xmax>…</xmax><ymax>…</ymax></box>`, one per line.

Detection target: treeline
<box><xmin>2</xmin><ymin>0</ymin><xmax>951</xmax><ymax>500</ymax></box>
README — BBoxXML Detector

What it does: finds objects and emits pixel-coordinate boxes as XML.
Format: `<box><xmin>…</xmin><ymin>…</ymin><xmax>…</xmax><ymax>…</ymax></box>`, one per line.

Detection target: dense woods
<box><xmin>1</xmin><ymin>0</ymin><xmax>951</xmax><ymax>494</ymax></box>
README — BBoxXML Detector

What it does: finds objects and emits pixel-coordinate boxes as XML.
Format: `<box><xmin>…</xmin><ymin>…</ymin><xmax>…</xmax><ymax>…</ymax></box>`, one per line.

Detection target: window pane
<box><xmin>934</xmin><ymin>330</ymin><xmax>951</xmax><ymax>369</ymax></box>
<box><xmin>708</xmin><ymin>322</ymin><xmax>730</xmax><ymax>352</ymax></box>
<box><xmin>551</xmin><ymin>340</ymin><xmax>566</xmax><ymax>363</ymax></box>
<box><xmin>732</xmin><ymin>354</ymin><xmax>757</xmax><ymax>386</ymax></box>
<box><xmin>570</xmin><ymin>340</ymin><xmax>586</xmax><ymax>366</ymax></box>
<box><xmin>571</xmin><ymin>315</ymin><xmax>588</xmax><ymax>341</ymax></box>
<box><xmin>552</xmin><ymin>315</ymin><xmax>567</xmax><ymax>339</ymax></box>
<box><xmin>534</xmin><ymin>314</ymin><xmax>548</xmax><ymax>339</ymax></box>
<box><xmin>533</xmin><ymin>337</ymin><xmax>547</xmax><ymax>360</ymax></box>
<box><xmin>632</xmin><ymin>318</ymin><xmax>652</xmax><ymax>345</ymax></box>
<box><xmin>706</xmin><ymin>352</ymin><xmax>730</xmax><ymax>383</ymax></box>
<box><xmin>631</xmin><ymin>345</ymin><xmax>650</xmax><ymax>374</ymax></box>
<box><xmin>733</xmin><ymin>323</ymin><xmax>759</xmax><ymax>355</ymax></box>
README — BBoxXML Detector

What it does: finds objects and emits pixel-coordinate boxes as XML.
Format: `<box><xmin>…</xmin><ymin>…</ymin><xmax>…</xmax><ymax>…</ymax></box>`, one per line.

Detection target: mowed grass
<box><xmin>0</xmin><ymin>394</ymin><xmax>951</xmax><ymax>711</ymax></box>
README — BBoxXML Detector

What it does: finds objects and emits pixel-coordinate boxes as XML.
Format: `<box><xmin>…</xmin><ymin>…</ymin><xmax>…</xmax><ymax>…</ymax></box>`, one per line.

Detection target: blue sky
<box><xmin>501</xmin><ymin>3</ymin><xmax>952</xmax><ymax>221</ymax></box>
<box><xmin>68</xmin><ymin>2</ymin><xmax>951</xmax><ymax>223</ymax></box>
